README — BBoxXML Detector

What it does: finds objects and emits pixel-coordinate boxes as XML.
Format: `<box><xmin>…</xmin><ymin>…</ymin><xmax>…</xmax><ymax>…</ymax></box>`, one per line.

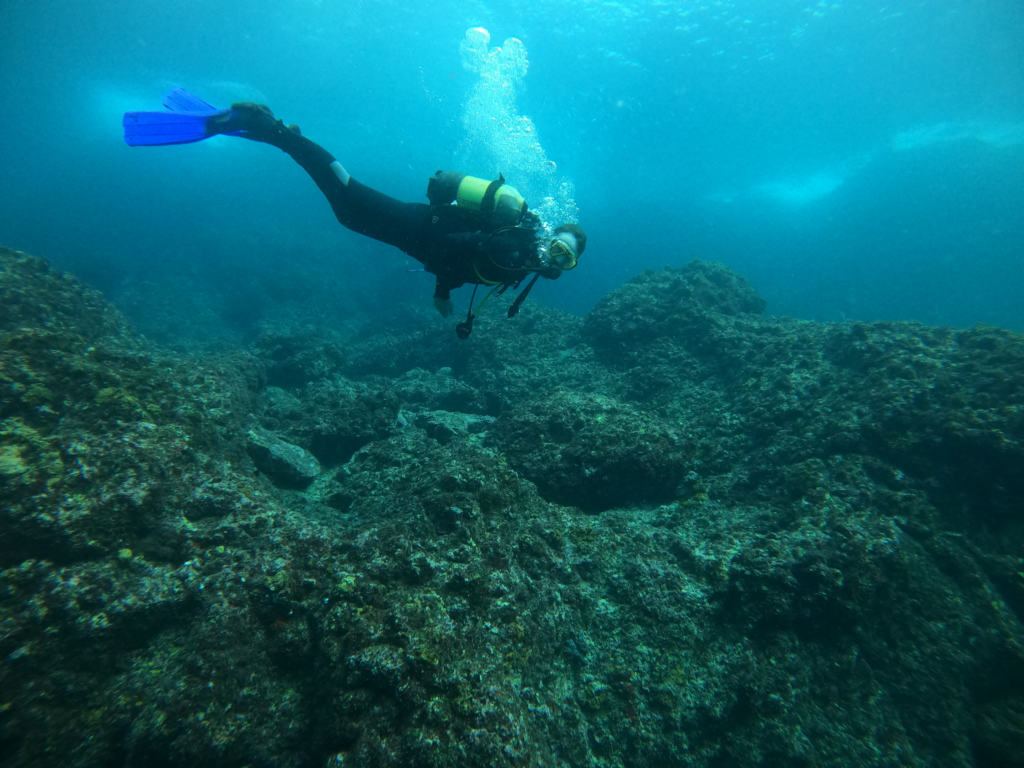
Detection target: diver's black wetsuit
<box><xmin>254</xmin><ymin>123</ymin><xmax>556</xmax><ymax>302</ymax></box>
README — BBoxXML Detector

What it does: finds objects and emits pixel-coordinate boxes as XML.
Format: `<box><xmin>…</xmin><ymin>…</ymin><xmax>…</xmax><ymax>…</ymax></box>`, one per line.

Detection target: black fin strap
<box><xmin>508</xmin><ymin>273</ymin><xmax>540</xmax><ymax>318</ymax></box>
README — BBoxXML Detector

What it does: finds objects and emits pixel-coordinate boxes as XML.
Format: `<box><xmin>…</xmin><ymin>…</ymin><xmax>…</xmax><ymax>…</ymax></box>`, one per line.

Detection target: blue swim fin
<box><xmin>162</xmin><ymin>87</ymin><xmax>218</xmax><ymax>114</ymax></box>
<box><xmin>123</xmin><ymin>88</ymin><xmax>240</xmax><ymax>146</ymax></box>
<box><xmin>122</xmin><ymin>110</ymin><xmax>223</xmax><ymax>146</ymax></box>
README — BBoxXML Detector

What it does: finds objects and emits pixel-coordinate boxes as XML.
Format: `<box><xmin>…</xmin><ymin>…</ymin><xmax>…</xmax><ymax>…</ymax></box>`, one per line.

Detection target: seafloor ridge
<box><xmin>1</xmin><ymin>244</ymin><xmax>1022</xmax><ymax>767</ymax></box>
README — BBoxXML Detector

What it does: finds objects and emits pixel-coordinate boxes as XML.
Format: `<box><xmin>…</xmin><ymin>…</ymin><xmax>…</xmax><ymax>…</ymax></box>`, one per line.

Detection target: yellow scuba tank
<box><xmin>426</xmin><ymin>170</ymin><xmax>526</xmax><ymax>228</ymax></box>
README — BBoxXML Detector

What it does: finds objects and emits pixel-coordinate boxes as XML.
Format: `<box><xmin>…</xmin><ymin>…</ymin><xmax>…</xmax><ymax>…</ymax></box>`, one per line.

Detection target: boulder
<box><xmin>246</xmin><ymin>427</ymin><xmax>321</xmax><ymax>489</ymax></box>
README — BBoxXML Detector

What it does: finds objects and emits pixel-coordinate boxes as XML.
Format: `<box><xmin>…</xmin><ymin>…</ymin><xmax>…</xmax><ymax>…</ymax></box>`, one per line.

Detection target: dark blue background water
<box><xmin>2</xmin><ymin>0</ymin><xmax>1022</xmax><ymax>338</ymax></box>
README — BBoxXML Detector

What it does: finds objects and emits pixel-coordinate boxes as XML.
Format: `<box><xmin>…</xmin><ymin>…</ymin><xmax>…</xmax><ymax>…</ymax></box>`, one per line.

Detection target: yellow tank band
<box><xmin>456</xmin><ymin>176</ymin><xmax>525</xmax><ymax>217</ymax></box>
<box><xmin>457</xmin><ymin>176</ymin><xmax>493</xmax><ymax>210</ymax></box>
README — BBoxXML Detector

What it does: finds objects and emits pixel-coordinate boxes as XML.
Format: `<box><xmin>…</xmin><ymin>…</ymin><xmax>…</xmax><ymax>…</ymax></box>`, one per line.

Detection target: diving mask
<box><xmin>548</xmin><ymin>237</ymin><xmax>579</xmax><ymax>270</ymax></box>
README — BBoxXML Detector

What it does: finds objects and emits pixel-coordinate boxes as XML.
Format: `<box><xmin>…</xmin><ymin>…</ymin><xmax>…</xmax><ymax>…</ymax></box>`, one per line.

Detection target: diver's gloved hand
<box><xmin>434</xmin><ymin>298</ymin><xmax>454</xmax><ymax>318</ymax></box>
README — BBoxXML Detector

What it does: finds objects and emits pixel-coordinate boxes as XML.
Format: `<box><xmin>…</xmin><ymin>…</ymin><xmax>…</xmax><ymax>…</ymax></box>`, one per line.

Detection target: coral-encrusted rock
<box><xmin>254</xmin><ymin>327</ymin><xmax>347</xmax><ymax>389</ymax></box>
<box><xmin>490</xmin><ymin>390</ymin><xmax>694</xmax><ymax>511</ymax></box>
<box><xmin>0</xmin><ymin>246</ymin><xmax>133</xmax><ymax>342</ymax></box>
<box><xmin>411</xmin><ymin>409</ymin><xmax>493</xmax><ymax>445</ymax></box>
<box><xmin>0</xmin><ymin>248</ymin><xmax>260</xmax><ymax>568</ymax></box>
<box><xmin>259</xmin><ymin>379</ymin><xmax>399</xmax><ymax>466</ymax></box>
<box><xmin>246</xmin><ymin>427</ymin><xmax>321</xmax><ymax>488</ymax></box>
<box><xmin>394</xmin><ymin>367</ymin><xmax>494</xmax><ymax>415</ymax></box>
<box><xmin>581</xmin><ymin>259</ymin><xmax>766</xmax><ymax>361</ymax></box>
<box><xmin>5</xmin><ymin>246</ymin><xmax>1024</xmax><ymax>768</ymax></box>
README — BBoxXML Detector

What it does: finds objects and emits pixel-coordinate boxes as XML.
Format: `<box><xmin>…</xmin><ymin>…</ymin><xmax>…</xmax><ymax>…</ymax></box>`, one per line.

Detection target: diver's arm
<box><xmin>433</xmin><ymin>279</ymin><xmax>452</xmax><ymax>301</ymax></box>
<box><xmin>432</xmin><ymin>278</ymin><xmax>455</xmax><ymax>317</ymax></box>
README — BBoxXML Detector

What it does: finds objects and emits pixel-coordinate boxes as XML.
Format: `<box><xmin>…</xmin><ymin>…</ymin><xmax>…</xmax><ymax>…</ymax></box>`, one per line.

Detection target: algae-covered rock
<box><xmin>258</xmin><ymin>378</ymin><xmax>399</xmax><ymax>466</ymax></box>
<box><xmin>342</xmin><ymin>299</ymin><xmax>586</xmax><ymax>409</ymax></box>
<box><xmin>490</xmin><ymin>390</ymin><xmax>694</xmax><ymax>511</ymax></box>
<box><xmin>0</xmin><ymin>418</ymin><xmax>63</xmax><ymax>498</ymax></box>
<box><xmin>246</xmin><ymin>426</ymin><xmax>321</xmax><ymax>488</ymax></box>
<box><xmin>3</xmin><ymin>245</ymin><xmax>1024</xmax><ymax>768</ymax></box>
<box><xmin>581</xmin><ymin>259</ymin><xmax>766</xmax><ymax>362</ymax></box>
<box><xmin>411</xmin><ymin>409</ymin><xmax>494</xmax><ymax>445</ymax></box>
<box><xmin>393</xmin><ymin>366</ymin><xmax>495</xmax><ymax>414</ymax></box>
<box><xmin>254</xmin><ymin>326</ymin><xmax>348</xmax><ymax>388</ymax></box>
<box><xmin>0</xmin><ymin>246</ymin><xmax>132</xmax><ymax>341</ymax></box>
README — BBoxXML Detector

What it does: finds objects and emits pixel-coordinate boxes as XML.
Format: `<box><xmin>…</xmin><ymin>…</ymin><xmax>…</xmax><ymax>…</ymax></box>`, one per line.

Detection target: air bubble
<box><xmin>459</xmin><ymin>27</ymin><xmax>579</xmax><ymax>228</ymax></box>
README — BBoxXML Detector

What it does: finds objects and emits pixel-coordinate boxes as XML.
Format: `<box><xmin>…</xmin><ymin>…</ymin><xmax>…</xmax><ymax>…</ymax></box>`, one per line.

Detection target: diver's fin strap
<box><xmin>508</xmin><ymin>273</ymin><xmax>541</xmax><ymax>318</ymax></box>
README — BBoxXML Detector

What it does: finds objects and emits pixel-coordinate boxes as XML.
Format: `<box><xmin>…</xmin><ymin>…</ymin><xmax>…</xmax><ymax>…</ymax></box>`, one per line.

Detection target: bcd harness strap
<box><xmin>479</xmin><ymin>174</ymin><xmax>505</xmax><ymax>228</ymax></box>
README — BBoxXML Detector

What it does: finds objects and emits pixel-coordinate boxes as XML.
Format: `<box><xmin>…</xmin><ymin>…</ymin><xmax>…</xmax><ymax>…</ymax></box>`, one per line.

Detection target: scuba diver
<box><xmin>123</xmin><ymin>88</ymin><xmax>586</xmax><ymax>338</ymax></box>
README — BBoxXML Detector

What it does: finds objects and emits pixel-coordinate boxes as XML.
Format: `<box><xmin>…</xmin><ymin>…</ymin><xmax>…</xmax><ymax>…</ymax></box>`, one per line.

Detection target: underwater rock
<box><xmin>258</xmin><ymin>378</ymin><xmax>400</xmax><ymax>466</ymax></box>
<box><xmin>411</xmin><ymin>409</ymin><xmax>494</xmax><ymax>445</ymax></box>
<box><xmin>3</xmin><ymin>245</ymin><xmax>1024</xmax><ymax>768</ymax></box>
<box><xmin>254</xmin><ymin>326</ymin><xmax>347</xmax><ymax>389</ymax></box>
<box><xmin>342</xmin><ymin>300</ymin><xmax>585</xmax><ymax>407</ymax></box>
<box><xmin>0</xmin><ymin>246</ymin><xmax>134</xmax><ymax>342</ymax></box>
<box><xmin>245</xmin><ymin>426</ymin><xmax>321</xmax><ymax>488</ymax></box>
<box><xmin>490</xmin><ymin>390</ymin><xmax>693</xmax><ymax>512</ymax></box>
<box><xmin>393</xmin><ymin>366</ymin><xmax>495</xmax><ymax>414</ymax></box>
<box><xmin>581</xmin><ymin>259</ymin><xmax>766</xmax><ymax>362</ymax></box>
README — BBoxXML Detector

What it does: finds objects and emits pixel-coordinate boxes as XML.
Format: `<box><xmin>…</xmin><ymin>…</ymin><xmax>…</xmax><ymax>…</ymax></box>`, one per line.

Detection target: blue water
<box><xmin>2</xmin><ymin>0</ymin><xmax>1022</xmax><ymax>334</ymax></box>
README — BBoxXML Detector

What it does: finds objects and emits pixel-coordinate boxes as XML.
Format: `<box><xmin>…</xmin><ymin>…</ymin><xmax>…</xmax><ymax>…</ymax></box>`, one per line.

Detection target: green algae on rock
<box><xmin>2</xmin><ymin>244</ymin><xmax>1024</xmax><ymax>768</ymax></box>
<box><xmin>490</xmin><ymin>390</ymin><xmax>695</xmax><ymax>512</ymax></box>
<box><xmin>246</xmin><ymin>426</ymin><xmax>322</xmax><ymax>489</ymax></box>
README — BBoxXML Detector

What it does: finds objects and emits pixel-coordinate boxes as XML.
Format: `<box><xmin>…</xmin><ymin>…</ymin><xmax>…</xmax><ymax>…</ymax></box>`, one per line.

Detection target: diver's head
<box><xmin>549</xmin><ymin>223</ymin><xmax>587</xmax><ymax>271</ymax></box>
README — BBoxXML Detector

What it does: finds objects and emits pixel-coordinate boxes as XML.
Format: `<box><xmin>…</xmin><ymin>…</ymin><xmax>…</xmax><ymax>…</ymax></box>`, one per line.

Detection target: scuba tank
<box><xmin>426</xmin><ymin>170</ymin><xmax>527</xmax><ymax>229</ymax></box>
<box><xmin>427</xmin><ymin>170</ymin><xmax>541</xmax><ymax>340</ymax></box>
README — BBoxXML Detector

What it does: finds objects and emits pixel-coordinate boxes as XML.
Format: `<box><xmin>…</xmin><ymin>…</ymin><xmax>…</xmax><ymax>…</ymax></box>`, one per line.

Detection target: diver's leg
<box><xmin>211</xmin><ymin>104</ymin><xmax>428</xmax><ymax>254</ymax></box>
